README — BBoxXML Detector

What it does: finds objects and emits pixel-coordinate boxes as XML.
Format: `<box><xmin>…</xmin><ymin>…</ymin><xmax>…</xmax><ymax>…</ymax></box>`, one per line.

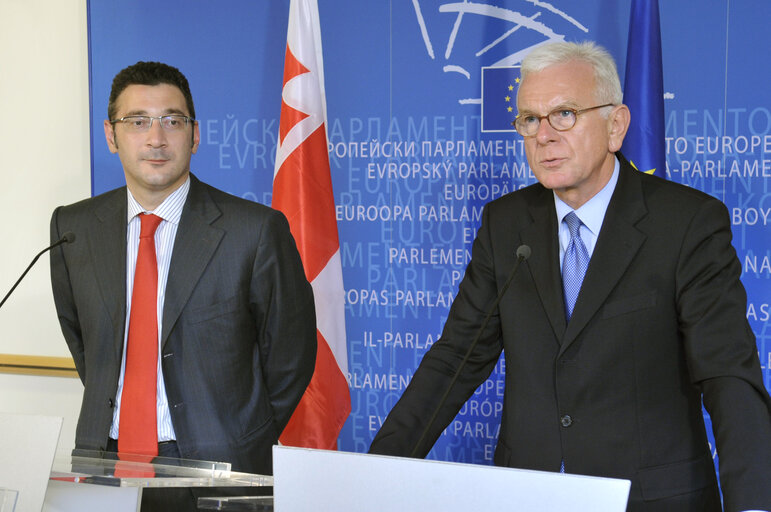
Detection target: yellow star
<box><xmin>630</xmin><ymin>160</ymin><xmax>657</xmax><ymax>175</ymax></box>
<box><xmin>507</xmin><ymin>106</ymin><xmax>513</xmax><ymax>112</ymax></box>
<box><xmin>515</xmin><ymin>77</ymin><xmax>520</xmax><ymax>83</ymax></box>
<box><xmin>504</xmin><ymin>95</ymin><xmax>510</xmax><ymax>102</ymax></box>
<box><xmin>508</xmin><ymin>84</ymin><xmax>514</xmax><ymax>91</ymax></box>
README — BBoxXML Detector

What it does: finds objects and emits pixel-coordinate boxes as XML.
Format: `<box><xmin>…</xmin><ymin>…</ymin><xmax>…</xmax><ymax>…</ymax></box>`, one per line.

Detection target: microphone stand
<box><xmin>0</xmin><ymin>233</ymin><xmax>75</xmax><ymax>310</ymax></box>
<box><xmin>409</xmin><ymin>245</ymin><xmax>531</xmax><ymax>458</ymax></box>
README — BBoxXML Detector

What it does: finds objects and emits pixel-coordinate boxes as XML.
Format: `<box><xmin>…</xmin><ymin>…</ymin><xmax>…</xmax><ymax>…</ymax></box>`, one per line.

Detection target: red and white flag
<box><xmin>272</xmin><ymin>0</ymin><xmax>351</xmax><ymax>449</ymax></box>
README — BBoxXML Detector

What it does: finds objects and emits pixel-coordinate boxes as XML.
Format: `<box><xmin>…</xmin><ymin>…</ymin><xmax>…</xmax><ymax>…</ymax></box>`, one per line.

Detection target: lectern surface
<box><xmin>50</xmin><ymin>451</ymin><xmax>273</xmax><ymax>488</ymax></box>
<box><xmin>0</xmin><ymin>413</ymin><xmax>62</xmax><ymax>512</ymax></box>
<box><xmin>273</xmin><ymin>446</ymin><xmax>631</xmax><ymax>512</ymax></box>
<box><xmin>45</xmin><ymin>452</ymin><xmax>274</xmax><ymax>512</ymax></box>
<box><xmin>0</xmin><ymin>488</ymin><xmax>19</xmax><ymax>512</ymax></box>
<box><xmin>198</xmin><ymin>495</ymin><xmax>274</xmax><ymax>511</ymax></box>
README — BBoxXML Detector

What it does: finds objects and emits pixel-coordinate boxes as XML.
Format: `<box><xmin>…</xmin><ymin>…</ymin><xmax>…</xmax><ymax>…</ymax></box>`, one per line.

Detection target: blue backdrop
<box><xmin>88</xmin><ymin>0</ymin><xmax>770</xmax><ymax>467</ymax></box>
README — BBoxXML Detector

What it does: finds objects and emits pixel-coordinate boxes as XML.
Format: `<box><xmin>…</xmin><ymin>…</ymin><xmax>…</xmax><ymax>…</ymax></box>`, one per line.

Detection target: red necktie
<box><xmin>118</xmin><ymin>213</ymin><xmax>162</xmax><ymax>457</ymax></box>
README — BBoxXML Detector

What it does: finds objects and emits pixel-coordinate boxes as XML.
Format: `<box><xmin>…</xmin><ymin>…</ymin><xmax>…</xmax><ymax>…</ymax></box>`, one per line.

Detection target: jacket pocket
<box><xmin>238</xmin><ymin>413</ymin><xmax>277</xmax><ymax>445</ymax></box>
<box><xmin>601</xmin><ymin>290</ymin><xmax>657</xmax><ymax>319</ymax></box>
<box><xmin>187</xmin><ymin>296</ymin><xmax>239</xmax><ymax>324</ymax></box>
<box><xmin>637</xmin><ymin>453</ymin><xmax>716</xmax><ymax>501</ymax></box>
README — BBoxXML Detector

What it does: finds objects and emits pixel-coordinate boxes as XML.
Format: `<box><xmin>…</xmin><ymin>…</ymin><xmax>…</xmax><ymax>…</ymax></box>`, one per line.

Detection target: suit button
<box><xmin>560</xmin><ymin>415</ymin><xmax>573</xmax><ymax>427</ymax></box>
<box><xmin>107</xmin><ymin>398</ymin><xmax>114</xmax><ymax>408</ymax></box>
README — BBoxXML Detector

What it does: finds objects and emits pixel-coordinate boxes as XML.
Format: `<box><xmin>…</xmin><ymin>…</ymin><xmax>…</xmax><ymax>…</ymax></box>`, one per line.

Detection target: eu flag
<box><xmin>481</xmin><ymin>66</ymin><xmax>520</xmax><ymax>133</ymax></box>
<box><xmin>621</xmin><ymin>0</ymin><xmax>666</xmax><ymax>178</ymax></box>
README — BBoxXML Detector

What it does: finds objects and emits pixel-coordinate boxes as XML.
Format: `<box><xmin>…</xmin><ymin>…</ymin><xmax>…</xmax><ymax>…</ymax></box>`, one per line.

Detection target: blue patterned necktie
<box><xmin>562</xmin><ymin>212</ymin><xmax>589</xmax><ymax>322</ymax></box>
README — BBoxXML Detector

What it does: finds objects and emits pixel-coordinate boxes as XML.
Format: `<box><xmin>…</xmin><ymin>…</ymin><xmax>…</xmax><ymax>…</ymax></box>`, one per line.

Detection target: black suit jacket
<box><xmin>370</xmin><ymin>155</ymin><xmax>771</xmax><ymax>511</ymax></box>
<box><xmin>50</xmin><ymin>174</ymin><xmax>316</xmax><ymax>475</ymax></box>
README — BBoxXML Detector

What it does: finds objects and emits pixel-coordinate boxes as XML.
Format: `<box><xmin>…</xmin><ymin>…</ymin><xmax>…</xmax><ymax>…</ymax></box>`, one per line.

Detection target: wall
<box><xmin>1</xmin><ymin>0</ymin><xmax>769</xmax><ymax>466</ymax></box>
<box><xmin>87</xmin><ymin>0</ymin><xmax>771</xmax><ymax>463</ymax></box>
<box><xmin>0</xmin><ymin>0</ymin><xmax>90</xmax><ymax>456</ymax></box>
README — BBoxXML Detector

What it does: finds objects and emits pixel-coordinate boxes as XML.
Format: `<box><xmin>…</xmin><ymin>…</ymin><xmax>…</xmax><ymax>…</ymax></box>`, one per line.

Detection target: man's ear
<box><xmin>607</xmin><ymin>104</ymin><xmax>631</xmax><ymax>153</ymax></box>
<box><xmin>104</xmin><ymin>120</ymin><xmax>119</xmax><ymax>153</ymax></box>
<box><xmin>191</xmin><ymin>121</ymin><xmax>200</xmax><ymax>154</ymax></box>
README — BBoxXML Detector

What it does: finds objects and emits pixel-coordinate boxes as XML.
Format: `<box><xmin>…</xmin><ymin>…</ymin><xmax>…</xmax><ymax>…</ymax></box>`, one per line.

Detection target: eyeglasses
<box><xmin>111</xmin><ymin>115</ymin><xmax>195</xmax><ymax>133</ymax></box>
<box><xmin>512</xmin><ymin>104</ymin><xmax>614</xmax><ymax>137</ymax></box>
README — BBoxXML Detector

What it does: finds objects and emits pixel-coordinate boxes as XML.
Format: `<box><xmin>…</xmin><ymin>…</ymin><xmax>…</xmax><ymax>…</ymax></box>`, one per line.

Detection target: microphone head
<box><xmin>516</xmin><ymin>244</ymin><xmax>531</xmax><ymax>260</ymax></box>
<box><xmin>62</xmin><ymin>232</ymin><xmax>76</xmax><ymax>244</ymax></box>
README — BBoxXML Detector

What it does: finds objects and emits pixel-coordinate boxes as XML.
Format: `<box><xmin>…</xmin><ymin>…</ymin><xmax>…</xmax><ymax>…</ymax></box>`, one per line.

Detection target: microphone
<box><xmin>409</xmin><ymin>244</ymin><xmax>531</xmax><ymax>458</ymax></box>
<box><xmin>0</xmin><ymin>232</ymin><xmax>76</xmax><ymax>309</ymax></box>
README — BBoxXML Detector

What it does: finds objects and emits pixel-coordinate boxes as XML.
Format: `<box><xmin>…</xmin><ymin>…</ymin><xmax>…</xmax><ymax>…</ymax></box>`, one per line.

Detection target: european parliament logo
<box><xmin>481</xmin><ymin>66</ymin><xmax>520</xmax><ymax>133</ymax></box>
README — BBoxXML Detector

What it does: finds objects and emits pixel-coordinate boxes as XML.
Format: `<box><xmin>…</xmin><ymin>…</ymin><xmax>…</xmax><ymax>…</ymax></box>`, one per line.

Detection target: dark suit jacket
<box><xmin>50</xmin><ymin>174</ymin><xmax>316</xmax><ymax>475</ymax></box>
<box><xmin>370</xmin><ymin>155</ymin><xmax>771</xmax><ymax>511</ymax></box>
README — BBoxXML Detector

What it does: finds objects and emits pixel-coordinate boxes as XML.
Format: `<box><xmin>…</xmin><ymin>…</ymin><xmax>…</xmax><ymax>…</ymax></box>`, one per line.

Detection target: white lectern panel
<box><xmin>0</xmin><ymin>413</ymin><xmax>62</xmax><ymax>512</ymax></box>
<box><xmin>273</xmin><ymin>446</ymin><xmax>630</xmax><ymax>512</ymax></box>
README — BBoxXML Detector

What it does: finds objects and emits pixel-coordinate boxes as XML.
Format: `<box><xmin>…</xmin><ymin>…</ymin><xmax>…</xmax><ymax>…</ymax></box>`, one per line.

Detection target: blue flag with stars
<box><xmin>481</xmin><ymin>66</ymin><xmax>520</xmax><ymax>133</ymax></box>
<box><xmin>622</xmin><ymin>0</ymin><xmax>666</xmax><ymax>178</ymax></box>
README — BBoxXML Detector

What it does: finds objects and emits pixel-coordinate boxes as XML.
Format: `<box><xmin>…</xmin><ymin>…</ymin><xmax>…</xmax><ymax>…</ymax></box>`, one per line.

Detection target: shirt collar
<box><xmin>554</xmin><ymin>156</ymin><xmax>620</xmax><ymax>237</ymax></box>
<box><xmin>126</xmin><ymin>175</ymin><xmax>191</xmax><ymax>225</ymax></box>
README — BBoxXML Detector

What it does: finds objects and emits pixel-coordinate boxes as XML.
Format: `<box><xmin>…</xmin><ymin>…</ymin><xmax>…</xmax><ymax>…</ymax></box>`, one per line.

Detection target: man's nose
<box><xmin>145</xmin><ymin>118</ymin><xmax>167</xmax><ymax>146</ymax></box>
<box><xmin>535</xmin><ymin>116</ymin><xmax>559</xmax><ymax>144</ymax></box>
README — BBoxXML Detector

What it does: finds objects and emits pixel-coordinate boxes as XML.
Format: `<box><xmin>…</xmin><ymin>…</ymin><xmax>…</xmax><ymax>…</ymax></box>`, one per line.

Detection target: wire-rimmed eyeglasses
<box><xmin>110</xmin><ymin>115</ymin><xmax>195</xmax><ymax>133</ymax></box>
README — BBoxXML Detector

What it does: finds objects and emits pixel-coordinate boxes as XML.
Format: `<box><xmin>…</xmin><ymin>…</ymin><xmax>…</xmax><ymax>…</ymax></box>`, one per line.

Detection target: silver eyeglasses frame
<box><xmin>110</xmin><ymin>115</ymin><xmax>196</xmax><ymax>132</ymax></box>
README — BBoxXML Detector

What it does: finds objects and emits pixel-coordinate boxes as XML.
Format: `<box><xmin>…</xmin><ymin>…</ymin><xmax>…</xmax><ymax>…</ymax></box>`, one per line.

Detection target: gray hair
<box><xmin>519</xmin><ymin>41</ymin><xmax>623</xmax><ymax>106</ymax></box>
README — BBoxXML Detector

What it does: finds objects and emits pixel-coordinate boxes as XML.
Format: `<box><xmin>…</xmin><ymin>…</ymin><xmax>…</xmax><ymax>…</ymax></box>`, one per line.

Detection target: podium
<box><xmin>0</xmin><ymin>413</ymin><xmax>62</xmax><ymax>512</ymax></box>
<box><xmin>273</xmin><ymin>446</ymin><xmax>631</xmax><ymax>511</ymax></box>
<box><xmin>1</xmin><ymin>412</ymin><xmax>630</xmax><ymax>511</ymax></box>
<box><xmin>0</xmin><ymin>412</ymin><xmax>272</xmax><ymax>512</ymax></box>
<box><xmin>0</xmin><ymin>489</ymin><xmax>18</xmax><ymax>512</ymax></box>
<box><xmin>46</xmin><ymin>450</ymin><xmax>272</xmax><ymax>512</ymax></box>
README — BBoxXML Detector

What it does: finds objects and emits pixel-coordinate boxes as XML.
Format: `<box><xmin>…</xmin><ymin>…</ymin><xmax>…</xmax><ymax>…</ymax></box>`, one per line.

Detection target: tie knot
<box><xmin>564</xmin><ymin>212</ymin><xmax>583</xmax><ymax>238</ymax></box>
<box><xmin>139</xmin><ymin>214</ymin><xmax>163</xmax><ymax>238</ymax></box>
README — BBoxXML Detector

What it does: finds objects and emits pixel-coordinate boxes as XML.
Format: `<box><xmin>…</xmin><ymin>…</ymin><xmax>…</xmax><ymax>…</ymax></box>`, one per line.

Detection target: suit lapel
<box><xmin>161</xmin><ymin>176</ymin><xmax>224</xmax><ymax>348</ymax></box>
<box><xmin>559</xmin><ymin>159</ymin><xmax>648</xmax><ymax>355</ymax></box>
<box><xmin>520</xmin><ymin>187</ymin><xmax>566</xmax><ymax>341</ymax></box>
<box><xmin>91</xmin><ymin>191</ymin><xmax>128</xmax><ymax>360</ymax></box>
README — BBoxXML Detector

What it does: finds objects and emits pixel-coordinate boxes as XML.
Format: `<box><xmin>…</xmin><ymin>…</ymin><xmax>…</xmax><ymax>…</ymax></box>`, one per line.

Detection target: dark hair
<box><xmin>107</xmin><ymin>61</ymin><xmax>195</xmax><ymax>121</ymax></box>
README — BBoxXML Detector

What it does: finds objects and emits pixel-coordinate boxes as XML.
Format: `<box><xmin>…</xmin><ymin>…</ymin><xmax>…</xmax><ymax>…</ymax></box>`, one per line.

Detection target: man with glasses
<box><xmin>370</xmin><ymin>42</ymin><xmax>771</xmax><ymax>511</ymax></box>
<box><xmin>50</xmin><ymin>62</ymin><xmax>316</xmax><ymax>482</ymax></box>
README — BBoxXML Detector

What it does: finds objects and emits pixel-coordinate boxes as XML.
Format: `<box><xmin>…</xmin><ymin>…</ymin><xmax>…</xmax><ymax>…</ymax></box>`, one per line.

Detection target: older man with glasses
<box><xmin>370</xmin><ymin>41</ymin><xmax>771</xmax><ymax>512</ymax></box>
